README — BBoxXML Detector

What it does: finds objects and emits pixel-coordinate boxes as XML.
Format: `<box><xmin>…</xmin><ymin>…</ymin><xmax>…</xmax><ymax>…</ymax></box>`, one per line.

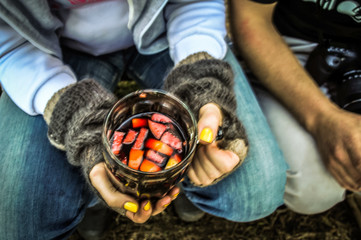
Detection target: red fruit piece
<box><xmin>133</xmin><ymin>128</ymin><xmax>149</xmax><ymax>149</ymax></box>
<box><xmin>132</xmin><ymin>118</ymin><xmax>148</xmax><ymax>128</ymax></box>
<box><xmin>123</xmin><ymin>129</ymin><xmax>139</xmax><ymax>144</ymax></box>
<box><xmin>148</xmin><ymin>120</ymin><xmax>167</xmax><ymax>139</ymax></box>
<box><xmin>145</xmin><ymin>138</ymin><xmax>173</xmax><ymax>156</ymax></box>
<box><xmin>165</xmin><ymin>154</ymin><xmax>182</xmax><ymax>169</ymax></box>
<box><xmin>128</xmin><ymin>149</ymin><xmax>144</xmax><ymax>170</ymax></box>
<box><xmin>161</xmin><ymin>130</ymin><xmax>183</xmax><ymax>153</ymax></box>
<box><xmin>118</xmin><ymin>151</ymin><xmax>128</xmax><ymax>165</ymax></box>
<box><xmin>145</xmin><ymin>149</ymin><xmax>167</xmax><ymax>166</ymax></box>
<box><xmin>140</xmin><ymin>159</ymin><xmax>162</xmax><ymax>172</ymax></box>
<box><xmin>111</xmin><ymin>131</ymin><xmax>125</xmax><ymax>155</ymax></box>
<box><xmin>151</xmin><ymin>113</ymin><xmax>172</xmax><ymax>123</ymax></box>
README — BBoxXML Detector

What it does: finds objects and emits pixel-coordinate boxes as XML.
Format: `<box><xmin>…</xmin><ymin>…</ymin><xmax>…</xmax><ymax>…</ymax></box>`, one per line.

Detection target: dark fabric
<box><xmin>250</xmin><ymin>0</ymin><xmax>277</xmax><ymax>3</ymax></box>
<box><xmin>272</xmin><ymin>0</ymin><xmax>361</xmax><ymax>43</ymax></box>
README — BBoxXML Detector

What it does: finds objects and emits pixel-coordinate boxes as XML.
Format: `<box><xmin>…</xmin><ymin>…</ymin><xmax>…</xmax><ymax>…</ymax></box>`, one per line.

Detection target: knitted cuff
<box><xmin>176</xmin><ymin>52</ymin><xmax>215</xmax><ymax>66</ymax></box>
<box><xmin>45</xmin><ymin>79</ymin><xmax>116</xmax><ymax>149</ymax></box>
<box><xmin>164</xmin><ymin>53</ymin><xmax>248</xmax><ymax>146</ymax></box>
<box><xmin>43</xmin><ymin>78</ymin><xmax>117</xmax><ymax>200</ymax></box>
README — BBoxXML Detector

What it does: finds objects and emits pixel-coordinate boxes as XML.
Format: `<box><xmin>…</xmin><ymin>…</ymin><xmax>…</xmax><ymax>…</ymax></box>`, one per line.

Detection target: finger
<box><xmin>333</xmin><ymin>146</ymin><xmax>361</xmax><ymax>188</ymax></box>
<box><xmin>198</xmin><ymin>103</ymin><xmax>222</xmax><ymax>144</ymax></box>
<box><xmin>151</xmin><ymin>195</ymin><xmax>172</xmax><ymax>216</ymax></box>
<box><xmin>328</xmin><ymin>157</ymin><xmax>359</xmax><ymax>191</ymax></box>
<box><xmin>189</xmin><ymin>146</ymin><xmax>222</xmax><ymax>186</ymax></box>
<box><xmin>169</xmin><ymin>186</ymin><xmax>181</xmax><ymax>200</ymax></box>
<box><xmin>89</xmin><ymin>163</ymin><xmax>140</xmax><ymax>217</ymax></box>
<box><xmin>346</xmin><ymin>144</ymin><xmax>361</xmax><ymax>176</ymax></box>
<box><xmin>127</xmin><ymin>200</ymin><xmax>152</xmax><ymax>224</ymax></box>
<box><xmin>187</xmin><ymin>166</ymin><xmax>202</xmax><ymax>186</ymax></box>
<box><xmin>187</xmin><ymin>148</ymin><xmax>212</xmax><ymax>185</ymax></box>
<box><xmin>203</xmin><ymin>143</ymin><xmax>240</xmax><ymax>174</ymax></box>
<box><xmin>152</xmin><ymin>186</ymin><xmax>180</xmax><ymax>216</ymax></box>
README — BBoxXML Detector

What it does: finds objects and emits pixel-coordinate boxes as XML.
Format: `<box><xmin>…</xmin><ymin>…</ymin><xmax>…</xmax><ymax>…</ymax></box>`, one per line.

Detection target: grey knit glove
<box><xmin>44</xmin><ymin>79</ymin><xmax>117</xmax><ymax>189</ymax></box>
<box><xmin>164</xmin><ymin>52</ymin><xmax>249</xmax><ymax>180</ymax></box>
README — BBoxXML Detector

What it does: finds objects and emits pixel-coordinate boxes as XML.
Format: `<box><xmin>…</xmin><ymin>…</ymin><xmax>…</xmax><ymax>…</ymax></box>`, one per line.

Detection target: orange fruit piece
<box><xmin>145</xmin><ymin>138</ymin><xmax>173</xmax><ymax>156</ymax></box>
<box><xmin>132</xmin><ymin>118</ymin><xmax>148</xmax><ymax>128</ymax></box>
<box><xmin>140</xmin><ymin>159</ymin><xmax>162</xmax><ymax>172</ymax></box>
<box><xmin>128</xmin><ymin>149</ymin><xmax>144</xmax><ymax>170</ymax></box>
<box><xmin>165</xmin><ymin>154</ymin><xmax>182</xmax><ymax>169</ymax></box>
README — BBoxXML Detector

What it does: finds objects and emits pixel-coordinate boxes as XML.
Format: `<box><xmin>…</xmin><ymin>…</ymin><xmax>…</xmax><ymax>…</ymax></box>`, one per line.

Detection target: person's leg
<box><xmin>0</xmin><ymin>92</ymin><xmax>96</xmax><ymax>240</ymax></box>
<box><xmin>254</xmin><ymin>88</ymin><xmax>346</xmax><ymax>214</ymax></box>
<box><xmin>121</xmin><ymin>46</ymin><xmax>174</xmax><ymax>89</ymax></box>
<box><xmin>62</xmin><ymin>46</ymin><xmax>123</xmax><ymax>92</ymax></box>
<box><xmin>0</xmin><ymin>48</ymin><xmax>124</xmax><ymax>239</ymax></box>
<box><xmin>251</xmin><ymin>36</ymin><xmax>346</xmax><ymax>214</ymax></box>
<box><xmin>181</xmin><ymin>49</ymin><xmax>288</xmax><ymax>222</ymax></box>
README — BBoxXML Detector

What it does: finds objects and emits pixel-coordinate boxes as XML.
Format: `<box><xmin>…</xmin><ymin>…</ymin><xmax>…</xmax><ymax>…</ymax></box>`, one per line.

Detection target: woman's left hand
<box><xmin>187</xmin><ymin>103</ymin><xmax>245</xmax><ymax>186</ymax></box>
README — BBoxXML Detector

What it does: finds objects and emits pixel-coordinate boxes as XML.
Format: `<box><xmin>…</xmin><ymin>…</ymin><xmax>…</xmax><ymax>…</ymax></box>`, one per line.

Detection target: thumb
<box><xmin>198</xmin><ymin>103</ymin><xmax>223</xmax><ymax>145</ymax></box>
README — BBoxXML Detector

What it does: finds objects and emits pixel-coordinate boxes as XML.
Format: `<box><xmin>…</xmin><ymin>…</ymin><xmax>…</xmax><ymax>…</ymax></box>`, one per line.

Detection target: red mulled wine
<box><xmin>109</xmin><ymin>112</ymin><xmax>187</xmax><ymax>172</ymax></box>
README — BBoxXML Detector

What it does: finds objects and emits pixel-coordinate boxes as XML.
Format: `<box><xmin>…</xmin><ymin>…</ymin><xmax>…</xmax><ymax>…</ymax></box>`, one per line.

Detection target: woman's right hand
<box><xmin>89</xmin><ymin>162</ymin><xmax>180</xmax><ymax>223</ymax></box>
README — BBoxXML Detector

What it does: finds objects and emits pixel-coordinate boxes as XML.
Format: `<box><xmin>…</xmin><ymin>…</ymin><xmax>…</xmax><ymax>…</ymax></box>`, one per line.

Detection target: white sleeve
<box><xmin>165</xmin><ymin>0</ymin><xmax>227</xmax><ymax>64</ymax></box>
<box><xmin>0</xmin><ymin>19</ymin><xmax>76</xmax><ymax>116</ymax></box>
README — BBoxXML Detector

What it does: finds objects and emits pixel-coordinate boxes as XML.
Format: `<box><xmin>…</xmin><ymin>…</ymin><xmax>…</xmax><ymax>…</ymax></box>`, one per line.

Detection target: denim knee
<box><xmin>0</xmin><ymin>93</ymin><xmax>94</xmax><ymax>239</ymax></box>
<box><xmin>183</xmin><ymin>154</ymin><xmax>287</xmax><ymax>222</ymax></box>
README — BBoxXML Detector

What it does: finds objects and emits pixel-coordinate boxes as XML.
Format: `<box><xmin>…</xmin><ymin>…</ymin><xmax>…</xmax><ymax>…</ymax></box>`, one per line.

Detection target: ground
<box><xmin>69</xmin><ymin>200</ymin><xmax>361</xmax><ymax>240</ymax></box>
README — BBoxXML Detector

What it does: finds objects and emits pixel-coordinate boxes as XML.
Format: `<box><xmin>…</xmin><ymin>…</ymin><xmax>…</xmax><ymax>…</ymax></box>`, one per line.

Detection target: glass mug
<box><xmin>102</xmin><ymin>89</ymin><xmax>198</xmax><ymax>201</ymax></box>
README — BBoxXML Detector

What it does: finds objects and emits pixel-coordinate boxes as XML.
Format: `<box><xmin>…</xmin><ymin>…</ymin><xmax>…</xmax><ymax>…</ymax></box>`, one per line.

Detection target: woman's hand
<box><xmin>187</xmin><ymin>103</ymin><xmax>247</xmax><ymax>186</ymax></box>
<box><xmin>89</xmin><ymin>162</ymin><xmax>180</xmax><ymax>223</ymax></box>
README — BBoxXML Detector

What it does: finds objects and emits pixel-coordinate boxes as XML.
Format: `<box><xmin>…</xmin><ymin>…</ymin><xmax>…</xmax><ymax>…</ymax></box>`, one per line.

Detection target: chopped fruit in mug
<box><xmin>128</xmin><ymin>149</ymin><xmax>144</xmax><ymax>170</ymax></box>
<box><xmin>111</xmin><ymin>131</ymin><xmax>125</xmax><ymax>155</ymax></box>
<box><xmin>123</xmin><ymin>129</ymin><xmax>139</xmax><ymax>144</ymax></box>
<box><xmin>145</xmin><ymin>138</ymin><xmax>173</xmax><ymax>156</ymax></box>
<box><xmin>140</xmin><ymin>159</ymin><xmax>162</xmax><ymax>172</ymax></box>
<box><xmin>133</xmin><ymin>128</ymin><xmax>149</xmax><ymax>149</ymax></box>
<box><xmin>161</xmin><ymin>130</ymin><xmax>183</xmax><ymax>153</ymax></box>
<box><xmin>110</xmin><ymin>112</ymin><xmax>186</xmax><ymax>172</ymax></box>
<box><xmin>151</xmin><ymin>113</ymin><xmax>172</xmax><ymax>123</ymax></box>
<box><xmin>148</xmin><ymin>120</ymin><xmax>167</xmax><ymax>139</ymax></box>
<box><xmin>119</xmin><ymin>151</ymin><xmax>128</xmax><ymax>165</ymax></box>
<box><xmin>145</xmin><ymin>149</ymin><xmax>167</xmax><ymax>167</ymax></box>
<box><xmin>132</xmin><ymin>118</ymin><xmax>148</xmax><ymax>128</ymax></box>
<box><xmin>165</xmin><ymin>153</ymin><xmax>182</xmax><ymax>169</ymax></box>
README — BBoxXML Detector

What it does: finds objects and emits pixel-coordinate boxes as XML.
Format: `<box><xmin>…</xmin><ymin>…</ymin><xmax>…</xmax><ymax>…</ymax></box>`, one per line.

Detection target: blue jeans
<box><xmin>0</xmin><ymin>46</ymin><xmax>287</xmax><ymax>239</ymax></box>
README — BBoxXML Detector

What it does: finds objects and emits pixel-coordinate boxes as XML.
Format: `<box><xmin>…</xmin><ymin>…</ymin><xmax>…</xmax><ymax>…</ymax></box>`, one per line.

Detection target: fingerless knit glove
<box><xmin>43</xmin><ymin>79</ymin><xmax>117</xmax><ymax>189</ymax></box>
<box><xmin>164</xmin><ymin>52</ymin><xmax>249</xmax><ymax>179</ymax></box>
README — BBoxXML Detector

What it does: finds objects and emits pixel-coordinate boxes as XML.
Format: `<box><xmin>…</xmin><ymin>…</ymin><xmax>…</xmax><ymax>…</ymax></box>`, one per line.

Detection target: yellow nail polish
<box><xmin>144</xmin><ymin>201</ymin><xmax>151</xmax><ymax>211</ymax></box>
<box><xmin>124</xmin><ymin>202</ymin><xmax>138</xmax><ymax>213</ymax></box>
<box><xmin>163</xmin><ymin>203</ymin><xmax>170</xmax><ymax>209</ymax></box>
<box><xmin>172</xmin><ymin>193</ymin><xmax>179</xmax><ymax>200</ymax></box>
<box><xmin>200</xmin><ymin>127</ymin><xmax>213</xmax><ymax>143</ymax></box>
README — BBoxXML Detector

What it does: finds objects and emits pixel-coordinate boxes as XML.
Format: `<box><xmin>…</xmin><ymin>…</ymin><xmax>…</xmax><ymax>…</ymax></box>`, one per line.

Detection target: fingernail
<box><xmin>143</xmin><ymin>201</ymin><xmax>151</xmax><ymax>211</ymax></box>
<box><xmin>163</xmin><ymin>203</ymin><xmax>170</xmax><ymax>209</ymax></box>
<box><xmin>172</xmin><ymin>193</ymin><xmax>180</xmax><ymax>200</ymax></box>
<box><xmin>124</xmin><ymin>202</ymin><xmax>138</xmax><ymax>213</ymax></box>
<box><xmin>200</xmin><ymin>127</ymin><xmax>213</xmax><ymax>143</ymax></box>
